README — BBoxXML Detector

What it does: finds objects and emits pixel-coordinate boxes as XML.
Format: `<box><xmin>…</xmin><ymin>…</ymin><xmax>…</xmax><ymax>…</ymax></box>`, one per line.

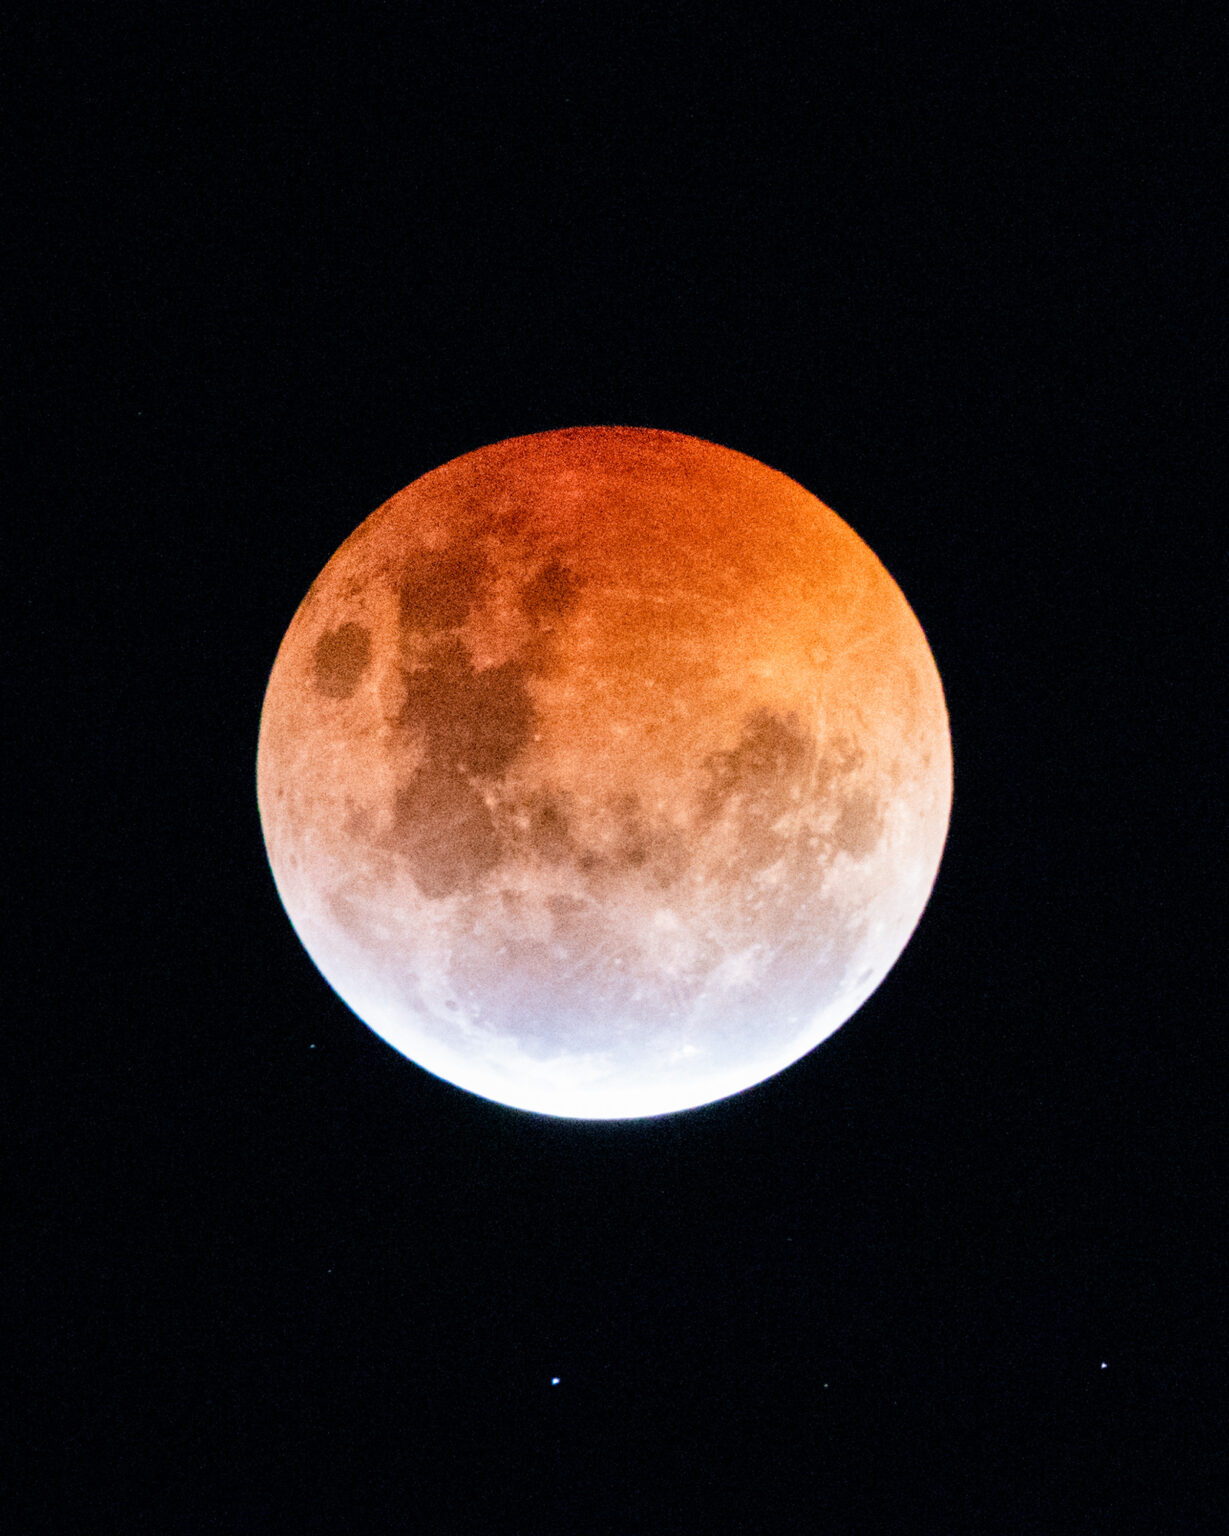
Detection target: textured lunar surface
<box><xmin>257</xmin><ymin>428</ymin><xmax>951</xmax><ymax>1117</ymax></box>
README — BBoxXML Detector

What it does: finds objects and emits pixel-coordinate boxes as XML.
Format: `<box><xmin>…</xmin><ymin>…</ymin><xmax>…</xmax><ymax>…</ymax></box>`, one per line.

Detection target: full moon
<box><xmin>257</xmin><ymin>428</ymin><xmax>951</xmax><ymax>1118</ymax></box>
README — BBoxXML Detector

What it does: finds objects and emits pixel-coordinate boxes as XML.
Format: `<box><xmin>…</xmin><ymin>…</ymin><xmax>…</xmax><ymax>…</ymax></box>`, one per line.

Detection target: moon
<box><xmin>257</xmin><ymin>428</ymin><xmax>951</xmax><ymax>1118</ymax></box>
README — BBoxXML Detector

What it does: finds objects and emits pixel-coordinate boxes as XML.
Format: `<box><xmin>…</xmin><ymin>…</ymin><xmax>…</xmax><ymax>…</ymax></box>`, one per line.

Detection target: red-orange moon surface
<box><xmin>257</xmin><ymin>428</ymin><xmax>951</xmax><ymax>1118</ymax></box>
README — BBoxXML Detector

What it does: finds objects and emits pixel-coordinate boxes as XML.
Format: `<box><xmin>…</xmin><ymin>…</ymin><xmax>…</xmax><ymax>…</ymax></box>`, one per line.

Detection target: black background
<box><xmin>11</xmin><ymin>6</ymin><xmax>1222</xmax><ymax>1532</ymax></box>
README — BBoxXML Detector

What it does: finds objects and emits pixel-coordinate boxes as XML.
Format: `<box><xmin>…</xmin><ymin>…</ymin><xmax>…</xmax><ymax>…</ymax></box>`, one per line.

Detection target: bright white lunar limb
<box><xmin>257</xmin><ymin>428</ymin><xmax>951</xmax><ymax>1118</ymax></box>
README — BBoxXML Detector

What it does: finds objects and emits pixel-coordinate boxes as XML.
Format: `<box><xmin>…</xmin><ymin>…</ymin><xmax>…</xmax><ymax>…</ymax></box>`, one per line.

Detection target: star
<box><xmin>550</xmin><ymin>1377</ymin><xmax>561</xmax><ymax>1386</ymax></box>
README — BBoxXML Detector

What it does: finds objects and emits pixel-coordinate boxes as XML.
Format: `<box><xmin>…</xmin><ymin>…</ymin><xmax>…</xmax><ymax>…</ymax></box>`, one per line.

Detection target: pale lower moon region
<box><xmin>257</xmin><ymin>428</ymin><xmax>951</xmax><ymax>1119</ymax></box>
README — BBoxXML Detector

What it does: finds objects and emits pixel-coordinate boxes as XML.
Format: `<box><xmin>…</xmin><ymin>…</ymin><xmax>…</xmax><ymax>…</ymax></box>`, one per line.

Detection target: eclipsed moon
<box><xmin>256</xmin><ymin>428</ymin><xmax>951</xmax><ymax>1118</ymax></box>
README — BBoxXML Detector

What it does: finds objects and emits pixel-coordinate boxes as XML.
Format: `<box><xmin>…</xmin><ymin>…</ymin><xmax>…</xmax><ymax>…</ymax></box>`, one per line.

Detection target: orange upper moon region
<box><xmin>257</xmin><ymin>428</ymin><xmax>951</xmax><ymax>1118</ymax></box>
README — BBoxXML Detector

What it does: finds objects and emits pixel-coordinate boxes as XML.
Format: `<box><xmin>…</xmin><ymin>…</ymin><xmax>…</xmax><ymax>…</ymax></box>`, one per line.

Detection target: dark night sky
<box><xmin>11</xmin><ymin>6</ymin><xmax>1222</xmax><ymax>1532</ymax></box>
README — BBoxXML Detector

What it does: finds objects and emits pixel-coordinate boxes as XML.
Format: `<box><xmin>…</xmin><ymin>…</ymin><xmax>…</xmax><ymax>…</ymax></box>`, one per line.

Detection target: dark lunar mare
<box><xmin>312</xmin><ymin>623</ymin><xmax>371</xmax><ymax>699</ymax></box>
<box><xmin>383</xmin><ymin>538</ymin><xmax>591</xmax><ymax>901</ymax></box>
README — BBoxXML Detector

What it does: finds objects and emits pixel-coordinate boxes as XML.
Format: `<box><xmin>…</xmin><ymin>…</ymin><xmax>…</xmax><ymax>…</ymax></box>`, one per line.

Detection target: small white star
<box><xmin>551</xmin><ymin>1377</ymin><xmax>560</xmax><ymax>1386</ymax></box>
<box><xmin>1100</xmin><ymin>1362</ymin><xmax>1108</xmax><ymax>1369</ymax></box>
